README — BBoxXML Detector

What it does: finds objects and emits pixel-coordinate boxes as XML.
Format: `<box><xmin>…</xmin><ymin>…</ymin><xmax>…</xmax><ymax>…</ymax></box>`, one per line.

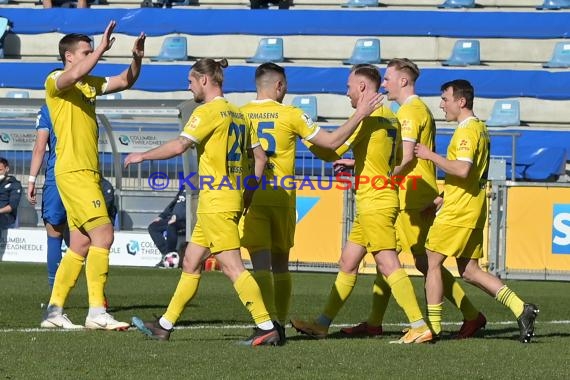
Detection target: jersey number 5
<box><xmin>258</xmin><ymin>121</ymin><xmax>276</xmax><ymax>157</ymax></box>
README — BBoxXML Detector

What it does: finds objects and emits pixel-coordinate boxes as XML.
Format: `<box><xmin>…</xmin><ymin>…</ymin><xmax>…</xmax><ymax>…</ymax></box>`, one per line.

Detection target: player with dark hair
<box><xmin>41</xmin><ymin>21</ymin><xmax>145</xmax><ymax>330</ymax></box>
<box><xmin>415</xmin><ymin>79</ymin><xmax>539</xmax><ymax>343</ymax></box>
<box><xmin>341</xmin><ymin>59</ymin><xmax>484</xmax><ymax>340</ymax></box>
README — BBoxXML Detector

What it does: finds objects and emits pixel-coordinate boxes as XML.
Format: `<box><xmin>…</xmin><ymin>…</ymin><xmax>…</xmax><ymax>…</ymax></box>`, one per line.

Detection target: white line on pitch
<box><xmin>2</xmin><ymin>320</ymin><xmax>569</xmax><ymax>334</ymax></box>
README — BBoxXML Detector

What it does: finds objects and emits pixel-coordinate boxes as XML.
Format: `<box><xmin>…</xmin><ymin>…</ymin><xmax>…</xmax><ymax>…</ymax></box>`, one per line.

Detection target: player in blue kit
<box><xmin>28</xmin><ymin>104</ymin><xmax>67</xmax><ymax>291</ymax></box>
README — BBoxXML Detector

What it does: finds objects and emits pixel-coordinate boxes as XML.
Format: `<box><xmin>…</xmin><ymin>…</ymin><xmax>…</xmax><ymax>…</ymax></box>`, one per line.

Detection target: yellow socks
<box><xmin>367</xmin><ymin>274</ymin><xmax>391</xmax><ymax>327</ymax></box>
<box><xmin>322</xmin><ymin>271</ymin><xmax>357</xmax><ymax>321</ymax></box>
<box><xmin>49</xmin><ymin>249</ymin><xmax>84</xmax><ymax>307</ymax></box>
<box><xmin>85</xmin><ymin>246</ymin><xmax>109</xmax><ymax>308</ymax></box>
<box><xmin>163</xmin><ymin>272</ymin><xmax>201</xmax><ymax>324</ymax></box>
<box><xmin>427</xmin><ymin>303</ymin><xmax>444</xmax><ymax>335</ymax></box>
<box><xmin>252</xmin><ymin>270</ymin><xmax>276</xmax><ymax>321</ymax></box>
<box><xmin>234</xmin><ymin>270</ymin><xmax>271</xmax><ymax>325</ymax></box>
<box><xmin>386</xmin><ymin>268</ymin><xmax>423</xmax><ymax>324</ymax></box>
<box><xmin>496</xmin><ymin>285</ymin><xmax>525</xmax><ymax>318</ymax></box>
<box><xmin>273</xmin><ymin>272</ymin><xmax>292</xmax><ymax>325</ymax></box>
<box><xmin>442</xmin><ymin>267</ymin><xmax>480</xmax><ymax>321</ymax></box>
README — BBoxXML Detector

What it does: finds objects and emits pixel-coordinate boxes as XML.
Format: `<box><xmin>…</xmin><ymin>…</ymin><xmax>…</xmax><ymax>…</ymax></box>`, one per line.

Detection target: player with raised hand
<box><xmin>291</xmin><ymin>64</ymin><xmax>433</xmax><ymax>344</ymax></box>
<box><xmin>41</xmin><ymin>21</ymin><xmax>145</xmax><ymax>330</ymax></box>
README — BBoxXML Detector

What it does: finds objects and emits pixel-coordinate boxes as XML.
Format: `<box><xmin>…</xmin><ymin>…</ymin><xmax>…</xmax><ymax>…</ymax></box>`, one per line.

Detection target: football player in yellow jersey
<box><xmin>342</xmin><ymin>59</ymin><xmax>484</xmax><ymax>339</ymax></box>
<box><xmin>291</xmin><ymin>64</ymin><xmax>433</xmax><ymax>344</ymax></box>
<box><xmin>41</xmin><ymin>21</ymin><xmax>146</xmax><ymax>331</ymax></box>
<box><xmin>123</xmin><ymin>59</ymin><xmax>381</xmax><ymax>345</ymax></box>
<box><xmin>415</xmin><ymin>79</ymin><xmax>538</xmax><ymax>343</ymax></box>
<box><xmin>238</xmin><ymin>63</ymin><xmax>381</xmax><ymax>338</ymax></box>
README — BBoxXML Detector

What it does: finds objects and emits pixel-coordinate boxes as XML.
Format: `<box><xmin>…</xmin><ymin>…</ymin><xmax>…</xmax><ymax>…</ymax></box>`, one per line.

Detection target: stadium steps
<box><xmin>5</xmin><ymin>33</ymin><xmax>567</xmax><ymax>66</ymax></box>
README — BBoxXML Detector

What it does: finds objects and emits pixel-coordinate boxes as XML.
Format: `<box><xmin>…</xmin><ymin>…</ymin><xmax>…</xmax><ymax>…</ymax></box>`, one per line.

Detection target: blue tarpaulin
<box><xmin>0</xmin><ymin>9</ymin><xmax>569</xmax><ymax>38</ymax></box>
<box><xmin>2</xmin><ymin>62</ymin><xmax>570</xmax><ymax>100</ymax></box>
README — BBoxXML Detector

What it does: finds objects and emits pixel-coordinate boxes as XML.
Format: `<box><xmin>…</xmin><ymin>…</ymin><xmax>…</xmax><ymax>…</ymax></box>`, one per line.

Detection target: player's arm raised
<box><xmin>56</xmin><ymin>20</ymin><xmax>117</xmax><ymax>91</ymax></box>
<box><xmin>307</xmin><ymin>92</ymin><xmax>383</xmax><ymax>150</ymax></box>
<box><xmin>105</xmin><ymin>31</ymin><xmax>146</xmax><ymax>93</ymax></box>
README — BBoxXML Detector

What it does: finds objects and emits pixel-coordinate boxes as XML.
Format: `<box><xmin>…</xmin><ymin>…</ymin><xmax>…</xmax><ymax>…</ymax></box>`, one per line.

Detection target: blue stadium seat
<box><xmin>150</xmin><ymin>36</ymin><xmax>188</xmax><ymax>62</ymax></box>
<box><xmin>97</xmin><ymin>93</ymin><xmax>123</xmax><ymax>118</ymax></box>
<box><xmin>292</xmin><ymin>95</ymin><xmax>318</xmax><ymax>122</ymax></box>
<box><xmin>486</xmin><ymin>100</ymin><xmax>521</xmax><ymax>127</ymax></box>
<box><xmin>438</xmin><ymin>0</ymin><xmax>475</xmax><ymax>8</ymax></box>
<box><xmin>543</xmin><ymin>42</ymin><xmax>570</xmax><ymax>68</ymax></box>
<box><xmin>0</xmin><ymin>17</ymin><xmax>9</xmax><ymax>59</ymax></box>
<box><xmin>389</xmin><ymin>101</ymin><xmax>400</xmax><ymax>114</ymax></box>
<box><xmin>98</xmin><ymin>93</ymin><xmax>122</xmax><ymax>100</ymax></box>
<box><xmin>341</xmin><ymin>0</ymin><xmax>378</xmax><ymax>8</ymax></box>
<box><xmin>442</xmin><ymin>40</ymin><xmax>480</xmax><ymax>66</ymax></box>
<box><xmin>343</xmin><ymin>39</ymin><xmax>381</xmax><ymax>65</ymax></box>
<box><xmin>536</xmin><ymin>0</ymin><xmax>570</xmax><ymax>10</ymax></box>
<box><xmin>163</xmin><ymin>0</ymin><xmax>193</xmax><ymax>6</ymax></box>
<box><xmin>524</xmin><ymin>147</ymin><xmax>567</xmax><ymax>181</ymax></box>
<box><xmin>6</xmin><ymin>90</ymin><xmax>30</xmax><ymax>99</ymax></box>
<box><xmin>505</xmin><ymin>147</ymin><xmax>567</xmax><ymax>181</ymax></box>
<box><xmin>2</xmin><ymin>90</ymin><xmax>30</xmax><ymax>117</ymax></box>
<box><xmin>246</xmin><ymin>37</ymin><xmax>284</xmax><ymax>63</ymax></box>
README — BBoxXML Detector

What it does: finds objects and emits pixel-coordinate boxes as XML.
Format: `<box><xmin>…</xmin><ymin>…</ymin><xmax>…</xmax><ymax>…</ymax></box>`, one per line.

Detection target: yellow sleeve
<box><xmin>44</xmin><ymin>71</ymin><xmax>62</xmax><ymax>97</ymax></box>
<box><xmin>180</xmin><ymin>106</ymin><xmax>213</xmax><ymax>144</ymax></box>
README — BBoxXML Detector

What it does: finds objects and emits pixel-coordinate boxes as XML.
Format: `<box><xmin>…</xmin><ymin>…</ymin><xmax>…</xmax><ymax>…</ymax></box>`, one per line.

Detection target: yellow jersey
<box><xmin>241</xmin><ymin>99</ymin><xmax>319</xmax><ymax>208</ymax></box>
<box><xmin>438</xmin><ymin>117</ymin><xmax>490</xmax><ymax>228</ymax></box>
<box><xmin>396</xmin><ymin>95</ymin><xmax>439</xmax><ymax>210</ymax></box>
<box><xmin>336</xmin><ymin>106</ymin><xmax>402</xmax><ymax>214</ymax></box>
<box><xmin>181</xmin><ymin>97</ymin><xmax>259</xmax><ymax>213</ymax></box>
<box><xmin>45</xmin><ymin>70</ymin><xmax>107</xmax><ymax>176</ymax></box>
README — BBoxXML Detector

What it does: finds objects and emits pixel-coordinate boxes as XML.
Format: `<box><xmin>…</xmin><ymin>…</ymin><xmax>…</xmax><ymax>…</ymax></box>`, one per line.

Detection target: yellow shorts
<box><xmin>239</xmin><ymin>205</ymin><xmax>295</xmax><ymax>255</ymax></box>
<box><xmin>348</xmin><ymin>208</ymin><xmax>398</xmax><ymax>253</ymax></box>
<box><xmin>56</xmin><ymin>170</ymin><xmax>110</xmax><ymax>231</ymax></box>
<box><xmin>425</xmin><ymin>222</ymin><xmax>483</xmax><ymax>259</ymax></box>
<box><xmin>191</xmin><ymin>211</ymin><xmax>241</xmax><ymax>254</ymax></box>
<box><xmin>395</xmin><ymin>208</ymin><xmax>434</xmax><ymax>256</ymax></box>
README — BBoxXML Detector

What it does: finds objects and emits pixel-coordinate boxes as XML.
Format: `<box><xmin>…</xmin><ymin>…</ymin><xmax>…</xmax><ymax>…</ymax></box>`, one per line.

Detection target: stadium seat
<box><xmin>341</xmin><ymin>0</ymin><xmax>378</xmax><ymax>8</ymax></box>
<box><xmin>524</xmin><ymin>147</ymin><xmax>567</xmax><ymax>181</ymax></box>
<box><xmin>246</xmin><ymin>38</ymin><xmax>284</xmax><ymax>63</ymax></box>
<box><xmin>6</xmin><ymin>90</ymin><xmax>30</xmax><ymax>99</ymax></box>
<box><xmin>97</xmin><ymin>93</ymin><xmax>123</xmax><ymax>118</ymax></box>
<box><xmin>536</xmin><ymin>0</ymin><xmax>570</xmax><ymax>10</ymax></box>
<box><xmin>343</xmin><ymin>39</ymin><xmax>381</xmax><ymax>65</ymax></box>
<box><xmin>292</xmin><ymin>95</ymin><xmax>318</xmax><ymax>122</ymax></box>
<box><xmin>1</xmin><ymin>91</ymin><xmax>30</xmax><ymax>116</ymax></box>
<box><xmin>438</xmin><ymin>0</ymin><xmax>476</xmax><ymax>8</ymax></box>
<box><xmin>0</xmin><ymin>17</ymin><xmax>9</xmax><ymax>59</ymax></box>
<box><xmin>442</xmin><ymin>40</ymin><xmax>480</xmax><ymax>66</ymax></box>
<box><xmin>390</xmin><ymin>101</ymin><xmax>400</xmax><ymax>114</ymax></box>
<box><xmin>543</xmin><ymin>42</ymin><xmax>570</xmax><ymax>68</ymax></box>
<box><xmin>486</xmin><ymin>100</ymin><xmax>521</xmax><ymax>127</ymax></box>
<box><xmin>150</xmin><ymin>36</ymin><xmax>188</xmax><ymax>62</ymax></box>
<box><xmin>505</xmin><ymin>146</ymin><xmax>567</xmax><ymax>181</ymax></box>
<box><xmin>98</xmin><ymin>93</ymin><xmax>122</xmax><ymax>100</ymax></box>
<box><xmin>161</xmin><ymin>0</ymin><xmax>193</xmax><ymax>6</ymax></box>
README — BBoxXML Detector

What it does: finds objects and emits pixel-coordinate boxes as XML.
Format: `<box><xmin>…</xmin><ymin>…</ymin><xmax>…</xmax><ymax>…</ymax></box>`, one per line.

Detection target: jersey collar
<box><xmin>402</xmin><ymin>94</ymin><xmax>418</xmax><ymax>105</ymax></box>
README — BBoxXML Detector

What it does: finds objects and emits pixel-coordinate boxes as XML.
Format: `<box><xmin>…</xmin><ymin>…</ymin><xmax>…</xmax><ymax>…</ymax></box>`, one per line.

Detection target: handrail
<box><xmin>436</xmin><ymin>129</ymin><xmax>521</xmax><ymax>182</ymax></box>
